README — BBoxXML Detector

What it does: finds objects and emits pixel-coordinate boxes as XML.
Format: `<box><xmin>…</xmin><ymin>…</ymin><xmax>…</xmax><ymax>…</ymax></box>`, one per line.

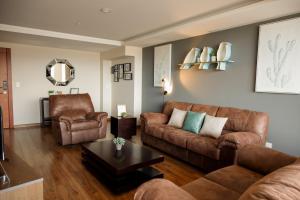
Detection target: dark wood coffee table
<box><xmin>81</xmin><ymin>140</ymin><xmax>164</xmax><ymax>193</ymax></box>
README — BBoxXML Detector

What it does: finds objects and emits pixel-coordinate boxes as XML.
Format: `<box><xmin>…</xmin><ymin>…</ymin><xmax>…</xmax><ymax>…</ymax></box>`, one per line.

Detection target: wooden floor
<box><xmin>3</xmin><ymin>125</ymin><xmax>204</xmax><ymax>200</ymax></box>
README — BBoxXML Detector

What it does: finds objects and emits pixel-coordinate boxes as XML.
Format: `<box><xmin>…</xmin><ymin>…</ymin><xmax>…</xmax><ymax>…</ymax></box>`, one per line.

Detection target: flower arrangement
<box><xmin>113</xmin><ymin>137</ymin><xmax>125</xmax><ymax>150</ymax></box>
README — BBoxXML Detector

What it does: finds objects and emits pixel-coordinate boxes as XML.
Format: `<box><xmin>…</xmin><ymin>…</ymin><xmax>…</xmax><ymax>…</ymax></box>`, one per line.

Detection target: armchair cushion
<box><xmin>134</xmin><ymin>179</ymin><xmax>196</xmax><ymax>200</ymax></box>
<box><xmin>71</xmin><ymin>120</ymin><xmax>99</xmax><ymax>131</ymax></box>
<box><xmin>217</xmin><ymin>132</ymin><xmax>262</xmax><ymax>149</ymax></box>
<box><xmin>86</xmin><ymin>112</ymin><xmax>108</xmax><ymax>122</ymax></box>
<box><xmin>238</xmin><ymin>145</ymin><xmax>297</xmax><ymax>175</ymax></box>
<box><xmin>59</xmin><ymin>110</ymin><xmax>87</xmax><ymax>121</ymax></box>
<box><xmin>141</xmin><ymin>112</ymin><xmax>169</xmax><ymax>125</ymax></box>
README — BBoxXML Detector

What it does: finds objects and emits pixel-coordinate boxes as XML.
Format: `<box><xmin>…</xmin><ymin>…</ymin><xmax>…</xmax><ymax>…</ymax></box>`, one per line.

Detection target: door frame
<box><xmin>1</xmin><ymin>48</ymin><xmax>14</xmax><ymax>128</ymax></box>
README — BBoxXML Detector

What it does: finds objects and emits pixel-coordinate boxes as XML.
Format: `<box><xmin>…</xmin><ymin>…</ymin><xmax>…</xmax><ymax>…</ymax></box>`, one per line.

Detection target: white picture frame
<box><xmin>154</xmin><ymin>44</ymin><xmax>172</xmax><ymax>87</ymax></box>
<box><xmin>117</xmin><ymin>104</ymin><xmax>126</xmax><ymax>117</ymax></box>
<box><xmin>255</xmin><ymin>17</ymin><xmax>300</xmax><ymax>94</ymax></box>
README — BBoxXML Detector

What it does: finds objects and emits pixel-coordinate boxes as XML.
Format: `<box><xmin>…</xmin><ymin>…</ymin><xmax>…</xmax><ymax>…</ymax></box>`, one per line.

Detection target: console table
<box><xmin>40</xmin><ymin>97</ymin><xmax>51</xmax><ymax>127</ymax></box>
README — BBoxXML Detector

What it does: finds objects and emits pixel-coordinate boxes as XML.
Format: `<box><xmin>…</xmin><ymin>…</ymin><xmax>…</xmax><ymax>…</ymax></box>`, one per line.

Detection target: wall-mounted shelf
<box><xmin>178</xmin><ymin>60</ymin><xmax>235</xmax><ymax>71</ymax></box>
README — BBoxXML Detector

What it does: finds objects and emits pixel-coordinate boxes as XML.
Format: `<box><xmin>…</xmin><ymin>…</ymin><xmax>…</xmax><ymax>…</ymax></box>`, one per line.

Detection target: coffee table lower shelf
<box><xmin>82</xmin><ymin>152</ymin><xmax>163</xmax><ymax>193</ymax></box>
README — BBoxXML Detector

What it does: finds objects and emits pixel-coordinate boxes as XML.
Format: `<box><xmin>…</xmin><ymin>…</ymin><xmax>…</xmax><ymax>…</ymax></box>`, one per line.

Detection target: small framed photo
<box><xmin>70</xmin><ymin>88</ymin><xmax>79</xmax><ymax>94</ymax></box>
<box><xmin>124</xmin><ymin>63</ymin><xmax>131</xmax><ymax>72</ymax></box>
<box><xmin>111</xmin><ymin>65</ymin><xmax>116</xmax><ymax>74</ymax></box>
<box><xmin>124</xmin><ymin>73</ymin><xmax>133</xmax><ymax>80</ymax></box>
<box><xmin>113</xmin><ymin>71</ymin><xmax>119</xmax><ymax>82</ymax></box>
<box><xmin>117</xmin><ymin>104</ymin><xmax>126</xmax><ymax>117</ymax></box>
<box><xmin>118</xmin><ymin>64</ymin><xmax>124</xmax><ymax>79</ymax></box>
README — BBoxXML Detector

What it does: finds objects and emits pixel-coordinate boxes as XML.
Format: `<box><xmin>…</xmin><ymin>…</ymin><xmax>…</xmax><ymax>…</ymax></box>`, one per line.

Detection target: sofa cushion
<box><xmin>216</xmin><ymin>107</ymin><xmax>250</xmax><ymax>132</ymax></box>
<box><xmin>135</xmin><ymin>179</ymin><xmax>197</xmax><ymax>200</ymax></box>
<box><xmin>239</xmin><ymin>159</ymin><xmax>300</xmax><ymax>200</ymax></box>
<box><xmin>182</xmin><ymin>177</ymin><xmax>240</xmax><ymax>200</ymax></box>
<box><xmin>168</xmin><ymin>108</ymin><xmax>187</xmax><ymax>128</ymax></box>
<box><xmin>163</xmin><ymin>128</ymin><xmax>196</xmax><ymax>148</ymax></box>
<box><xmin>187</xmin><ymin>136</ymin><xmax>220</xmax><ymax>160</ymax></box>
<box><xmin>71</xmin><ymin>120</ymin><xmax>99</xmax><ymax>131</ymax></box>
<box><xmin>146</xmin><ymin>124</ymin><xmax>175</xmax><ymax>139</ymax></box>
<box><xmin>205</xmin><ymin>165</ymin><xmax>263</xmax><ymax>194</ymax></box>
<box><xmin>163</xmin><ymin>101</ymin><xmax>193</xmax><ymax>116</ymax></box>
<box><xmin>200</xmin><ymin>115</ymin><xmax>228</xmax><ymax>138</ymax></box>
<box><xmin>183</xmin><ymin>111</ymin><xmax>206</xmax><ymax>133</ymax></box>
<box><xmin>191</xmin><ymin>104</ymin><xmax>219</xmax><ymax>116</ymax></box>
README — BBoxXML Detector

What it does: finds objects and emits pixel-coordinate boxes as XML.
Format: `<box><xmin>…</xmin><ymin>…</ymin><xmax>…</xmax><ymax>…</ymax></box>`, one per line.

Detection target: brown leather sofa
<box><xmin>135</xmin><ymin>145</ymin><xmax>300</xmax><ymax>200</ymax></box>
<box><xmin>49</xmin><ymin>94</ymin><xmax>108</xmax><ymax>145</ymax></box>
<box><xmin>140</xmin><ymin>101</ymin><xmax>269</xmax><ymax>172</ymax></box>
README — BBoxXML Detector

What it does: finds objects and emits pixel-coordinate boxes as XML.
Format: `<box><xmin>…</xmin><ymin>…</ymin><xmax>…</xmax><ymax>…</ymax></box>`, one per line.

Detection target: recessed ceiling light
<box><xmin>100</xmin><ymin>8</ymin><xmax>112</xmax><ymax>14</ymax></box>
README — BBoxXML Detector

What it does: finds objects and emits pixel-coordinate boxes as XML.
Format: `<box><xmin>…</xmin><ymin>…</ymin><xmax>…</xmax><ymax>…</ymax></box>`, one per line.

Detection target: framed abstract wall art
<box><xmin>154</xmin><ymin>44</ymin><xmax>172</xmax><ymax>87</ymax></box>
<box><xmin>255</xmin><ymin>17</ymin><xmax>300</xmax><ymax>94</ymax></box>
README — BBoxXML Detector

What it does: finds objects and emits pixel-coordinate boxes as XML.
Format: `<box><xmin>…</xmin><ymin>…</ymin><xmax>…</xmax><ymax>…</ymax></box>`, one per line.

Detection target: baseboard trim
<box><xmin>13</xmin><ymin>123</ymin><xmax>41</xmax><ymax>129</ymax></box>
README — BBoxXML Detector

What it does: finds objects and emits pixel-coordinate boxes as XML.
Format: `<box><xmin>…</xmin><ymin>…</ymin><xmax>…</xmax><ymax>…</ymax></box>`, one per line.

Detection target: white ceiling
<box><xmin>0</xmin><ymin>0</ymin><xmax>299</xmax><ymax>51</ymax></box>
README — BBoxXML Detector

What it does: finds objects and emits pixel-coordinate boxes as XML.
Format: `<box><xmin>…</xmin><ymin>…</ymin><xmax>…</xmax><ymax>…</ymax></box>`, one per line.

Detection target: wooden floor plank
<box><xmin>3</xmin><ymin>125</ymin><xmax>204</xmax><ymax>199</ymax></box>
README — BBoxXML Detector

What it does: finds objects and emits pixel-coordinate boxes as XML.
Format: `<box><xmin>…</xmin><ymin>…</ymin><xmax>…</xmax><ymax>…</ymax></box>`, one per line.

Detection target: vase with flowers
<box><xmin>113</xmin><ymin>137</ymin><xmax>125</xmax><ymax>151</ymax></box>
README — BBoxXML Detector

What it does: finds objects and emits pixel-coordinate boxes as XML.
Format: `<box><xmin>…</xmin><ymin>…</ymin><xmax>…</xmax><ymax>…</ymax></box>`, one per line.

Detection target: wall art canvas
<box><xmin>256</xmin><ymin>17</ymin><xmax>300</xmax><ymax>94</ymax></box>
<box><xmin>154</xmin><ymin>44</ymin><xmax>172</xmax><ymax>87</ymax></box>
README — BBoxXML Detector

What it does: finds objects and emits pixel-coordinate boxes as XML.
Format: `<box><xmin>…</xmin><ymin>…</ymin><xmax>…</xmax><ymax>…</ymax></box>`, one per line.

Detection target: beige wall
<box><xmin>111</xmin><ymin>57</ymin><xmax>134</xmax><ymax>116</ymax></box>
<box><xmin>0</xmin><ymin>42</ymin><xmax>101</xmax><ymax>125</ymax></box>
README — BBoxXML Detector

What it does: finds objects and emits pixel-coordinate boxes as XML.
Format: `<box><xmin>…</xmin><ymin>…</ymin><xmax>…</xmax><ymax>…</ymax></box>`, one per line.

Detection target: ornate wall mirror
<box><xmin>46</xmin><ymin>59</ymin><xmax>75</xmax><ymax>86</ymax></box>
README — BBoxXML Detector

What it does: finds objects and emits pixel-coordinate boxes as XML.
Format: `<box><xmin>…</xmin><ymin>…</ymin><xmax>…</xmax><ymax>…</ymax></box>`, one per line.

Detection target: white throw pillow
<box><xmin>199</xmin><ymin>115</ymin><xmax>228</xmax><ymax>138</ymax></box>
<box><xmin>168</xmin><ymin>108</ymin><xmax>187</xmax><ymax>128</ymax></box>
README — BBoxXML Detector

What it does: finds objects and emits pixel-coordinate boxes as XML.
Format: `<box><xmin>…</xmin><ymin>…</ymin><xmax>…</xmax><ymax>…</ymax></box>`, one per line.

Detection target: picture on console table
<box><xmin>255</xmin><ymin>17</ymin><xmax>300</xmax><ymax>94</ymax></box>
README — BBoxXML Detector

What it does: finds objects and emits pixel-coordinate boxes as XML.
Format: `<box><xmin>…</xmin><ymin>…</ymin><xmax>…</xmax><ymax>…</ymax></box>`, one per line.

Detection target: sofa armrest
<box><xmin>217</xmin><ymin>132</ymin><xmax>263</xmax><ymax>149</ymax></box>
<box><xmin>238</xmin><ymin>144</ymin><xmax>297</xmax><ymax>175</ymax></box>
<box><xmin>134</xmin><ymin>179</ymin><xmax>196</xmax><ymax>200</ymax></box>
<box><xmin>86</xmin><ymin>112</ymin><xmax>108</xmax><ymax>122</ymax></box>
<box><xmin>140</xmin><ymin>112</ymin><xmax>169</xmax><ymax>125</ymax></box>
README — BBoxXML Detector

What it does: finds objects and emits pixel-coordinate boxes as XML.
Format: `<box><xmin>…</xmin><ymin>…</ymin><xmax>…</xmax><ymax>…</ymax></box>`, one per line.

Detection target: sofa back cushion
<box><xmin>191</xmin><ymin>104</ymin><xmax>219</xmax><ymax>116</ymax></box>
<box><xmin>60</xmin><ymin>109</ymin><xmax>87</xmax><ymax>121</ymax></box>
<box><xmin>163</xmin><ymin>101</ymin><xmax>192</xmax><ymax>116</ymax></box>
<box><xmin>49</xmin><ymin>93</ymin><xmax>94</xmax><ymax>117</ymax></box>
<box><xmin>216</xmin><ymin>107</ymin><xmax>269</xmax><ymax>138</ymax></box>
<box><xmin>239</xmin><ymin>158</ymin><xmax>300</xmax><ymax>200</ymax></box>
<box><xmin>238</xmin><ymin>145</ymin><xmax>296</xmax><ymax>175</ymax></box>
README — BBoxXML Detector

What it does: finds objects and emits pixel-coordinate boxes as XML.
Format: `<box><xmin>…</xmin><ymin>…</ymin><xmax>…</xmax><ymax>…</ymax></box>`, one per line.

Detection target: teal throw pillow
<box><xmin>183</xmin><ymin>111</ymin><xmax>206</xmax><ymax>134</ymax></box>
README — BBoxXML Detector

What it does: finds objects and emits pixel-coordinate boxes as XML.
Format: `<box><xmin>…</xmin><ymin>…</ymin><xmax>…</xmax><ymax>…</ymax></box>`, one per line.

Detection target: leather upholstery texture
<box><xmin>49</xmin><ymin>94</ymin><xmax>107</xmax><ymax>145</ymax></box>
<box><xmin>140</xmin><ymin>101</ymin><xmax>269</xmax><ymax>172</ymax></box>
<box><xmin>135</xmin><ymin>145</ymin><xmax>299</xmax><ymax>200</ymax></box>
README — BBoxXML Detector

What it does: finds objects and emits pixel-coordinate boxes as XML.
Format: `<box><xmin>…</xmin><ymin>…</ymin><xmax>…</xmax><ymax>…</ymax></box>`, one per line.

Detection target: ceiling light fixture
<box><xmin>100</xmin><ymin>8</ymin><xmax>112</xmax><ymax>14</ymax></box>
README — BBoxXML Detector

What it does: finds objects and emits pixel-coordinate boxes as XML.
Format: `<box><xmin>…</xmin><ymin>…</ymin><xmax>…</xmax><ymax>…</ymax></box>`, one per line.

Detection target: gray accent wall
<box><xmin>142</xmin><ymin>14</ymin><xmax>300</xmax><ymax>156</ymax></box>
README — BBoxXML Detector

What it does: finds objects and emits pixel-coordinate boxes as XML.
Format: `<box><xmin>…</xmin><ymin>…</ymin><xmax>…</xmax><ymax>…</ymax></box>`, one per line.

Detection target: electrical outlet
<box><xmin>265</xmin><ymin>142</ymin><xmax>272</xmax><ymax>149</ymax></box>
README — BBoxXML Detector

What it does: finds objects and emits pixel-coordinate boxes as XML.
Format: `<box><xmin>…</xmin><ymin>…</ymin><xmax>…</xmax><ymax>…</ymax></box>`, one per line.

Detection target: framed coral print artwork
<box><xmin>255</xmin><ymin>17</ymin><xmax>300</xmax><ymax>94</ymax></box>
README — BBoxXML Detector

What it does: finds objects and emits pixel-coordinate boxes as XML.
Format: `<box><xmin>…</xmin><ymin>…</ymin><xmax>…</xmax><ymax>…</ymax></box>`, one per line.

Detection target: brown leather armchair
<box><xmin>49</xmin><ymin>93</ymin><xmax>107</xmax><ymax>145</ymax></box>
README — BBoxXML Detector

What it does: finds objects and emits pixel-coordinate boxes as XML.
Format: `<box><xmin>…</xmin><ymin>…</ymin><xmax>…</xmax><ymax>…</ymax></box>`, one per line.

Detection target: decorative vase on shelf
<box><xmin>199</xmin><ymin>47</ymin><xmax>213</xmax><ymax>70</ymax></box>
<box><xmin>216</xmin><ymin>42</ymin><xmax>232</xmax><ymax>71</ymax></box>
<box><xmin>181</xmin><ymin>48</ymin><xmax>201</xmax><ymax>69</ymax></box>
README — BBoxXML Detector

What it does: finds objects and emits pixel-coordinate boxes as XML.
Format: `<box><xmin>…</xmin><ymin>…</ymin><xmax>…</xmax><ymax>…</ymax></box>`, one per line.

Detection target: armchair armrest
<box><xmin>134</xmin><ymin>179</ymin><xmax>196</xmax><ymax>200</ymax></box>
<box><xmin>140</xmin><ymin>112</ymin><xmax>169</xmax><ymax>125</ymax></box>
<box><xmin>217</xmin><ymin>132</ymin><xmax>263</xmax><ymax>149</ymax></box>
<box><xmin>86</xmin><ymin>112</ymin><xmax>108</xmax><ymax>121</ymax></box>
<box><xmin>238</xmin><ymin>144</ymin><xmax>297</xmax><ymax>175</ymax></box>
